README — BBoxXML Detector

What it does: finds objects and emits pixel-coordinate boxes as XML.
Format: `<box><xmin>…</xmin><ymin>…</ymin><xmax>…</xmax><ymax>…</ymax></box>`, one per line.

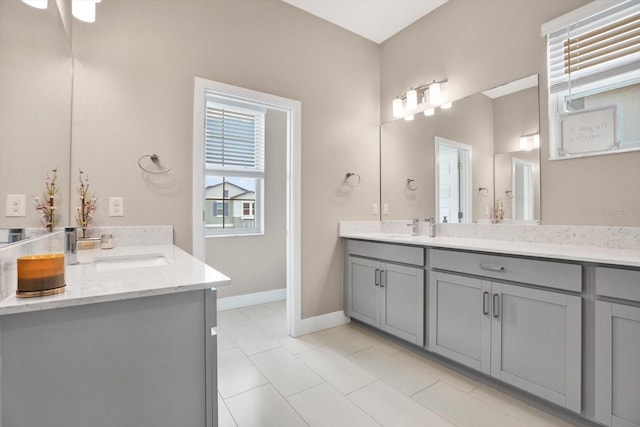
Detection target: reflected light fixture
<box><xmin>391</xmin><ymin>78</ymin><xmax>448</xmax><ymax>120</ymax></box>
<box><xmin>72</xmin><ymin>0</ymin><xmax>101</xmax><ymax>23</ymax></box>
<box><xmin>392</xmin><ymin>98</ymin><xmax>403</xmax><ymax>118</ymax></box>
<box><xmin>440</xmin><ymin>101</ymin><xmax>452</xmax><ymax>109</ymax></box>
<box><xmin>21</xmin><ymin>0</ymin><xmax>48</xmax><ymax>9</ymax></box>
<box><xmin>406</xmin><ymin>89</ymin><xmax>418</xmax><ymax>110</ymax></box>
<box><xmin>520</xmin><ymin>133</ymin><xmax>540</xmax><ymax>151</ymax></box>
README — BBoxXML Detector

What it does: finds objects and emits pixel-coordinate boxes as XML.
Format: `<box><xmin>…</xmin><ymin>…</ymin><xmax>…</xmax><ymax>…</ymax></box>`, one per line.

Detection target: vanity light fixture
<box><xmin>392</xmin><ymin>78</ymin><xmax>449</xmax><ymax>120</ymax></box>
<box><xmin>429</xmin><ymin>82</ymin><xmax>442</xmax><ymax>105</ymax></box>
<box><xmin>406</xmin><ymin>89</ymin><xmax>418</xmax><ymax>110</ymax></box>
<box><xmin>392</xmin><ymin>98</ymin><xmax>403</xmax><ymax>118</ymax></box>
<box><xmin>520</xmin><ymin>133</ymin><xmax>540</xmax><ymax>151</ymax></box>
<box><xmin>72</xmin><ymin>0</ymin><xmax>101</xmax><ymax>23</ymax></box>
<box><xmin>21</xmin><ymin>0</ymin><xmax>48</xmax><ymax>9</ymax></box>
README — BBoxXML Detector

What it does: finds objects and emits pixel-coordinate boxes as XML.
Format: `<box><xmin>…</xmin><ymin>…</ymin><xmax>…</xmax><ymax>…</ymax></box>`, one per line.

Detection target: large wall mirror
<box><xmin>381</xmin><ymin>74</ymin><xmax>540</xmax><ymax>224</ymax></box>
<box><xmin>0</xmin><ymin>0</ymin><xmax>73</xmax><ymax>245</ymax></box>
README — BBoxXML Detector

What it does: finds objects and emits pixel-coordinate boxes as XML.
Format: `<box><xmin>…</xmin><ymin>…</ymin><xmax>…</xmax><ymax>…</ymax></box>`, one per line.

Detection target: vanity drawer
<box><xmin>430</xmin><ymin>248</ymin><xmax>582</xmax><ymax>292</ymax></box>
<box><xmin>347</xmin><ymin>240</ymin><xmax>424</xmax><ymax>267</ymax></box>
<box><xmin>596</xmin><ymin>267</ymin><xmax>640</xmax><ymax>302</ymax></box>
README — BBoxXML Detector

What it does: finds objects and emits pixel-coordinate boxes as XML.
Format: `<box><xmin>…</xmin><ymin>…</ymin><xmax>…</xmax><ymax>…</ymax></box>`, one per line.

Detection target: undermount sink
<box><xmin>92</xmin><ymin>253</ymin><xmax>168</xmax><ymax>271</ymax></box>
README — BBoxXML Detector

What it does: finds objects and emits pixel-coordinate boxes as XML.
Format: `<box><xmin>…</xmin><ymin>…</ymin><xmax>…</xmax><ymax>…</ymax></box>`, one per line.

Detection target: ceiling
<box><xmin>281</xmin><ymin>0</ymin><xmax>449</xmax><ymax>44</ymax></box>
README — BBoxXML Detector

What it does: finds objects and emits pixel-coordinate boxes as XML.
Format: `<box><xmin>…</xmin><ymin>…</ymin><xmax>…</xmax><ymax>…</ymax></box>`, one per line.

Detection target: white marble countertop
<box><xmin>0</xmin><ymin>244</ymin><xmax>230</xmax><ymax>315</ymax></box>
<box><xmin>340</xmin><ymin>232</ymin><xmax>640</xmax><ymax>268</ymax></box>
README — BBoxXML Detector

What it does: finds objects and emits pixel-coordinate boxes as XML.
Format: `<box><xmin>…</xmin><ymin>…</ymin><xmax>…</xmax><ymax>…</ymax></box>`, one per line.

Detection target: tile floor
<box><xmin>217</xmin><ymin>300</ymin><xmax>573</xmax><ymax>427</ymax></box>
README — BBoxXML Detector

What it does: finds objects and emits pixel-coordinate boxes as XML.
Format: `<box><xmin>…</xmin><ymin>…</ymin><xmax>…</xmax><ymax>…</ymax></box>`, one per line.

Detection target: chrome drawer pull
<box><xmin>482</xmin><ymin>291</ymin><xmax>489</xmax><ymax>315</ymax></box>
<box><xmin>380</xmin><ymin>270</ymin><xmax>386</xmax><ymax>288</ymax></box>
<box><xmin>493</xmin><ymin>293</ymin><xmax>500</xmax><ymax>318</ymax></box>
<box><xmin>375</xmin><ymin>269</ymin><xmax>380</xmax><ymax>286</ymax></box>
<box><xmin>480</xmin><ymin>263</ymin><xmax>505</xmax><ymax>272</ymax></box>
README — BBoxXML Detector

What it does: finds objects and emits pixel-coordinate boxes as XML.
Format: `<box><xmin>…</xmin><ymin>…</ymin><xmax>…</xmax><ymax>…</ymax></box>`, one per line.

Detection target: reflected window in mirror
<box><xmin>544</xmin><ymin>1</ymin><xmax>640</xmax><ymax>159</ymax></box>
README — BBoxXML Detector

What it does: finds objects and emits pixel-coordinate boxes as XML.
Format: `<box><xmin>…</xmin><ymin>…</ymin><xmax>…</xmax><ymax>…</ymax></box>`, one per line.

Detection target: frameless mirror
<box><xmin>0</xmin><ymin>0</ymin><xmax>73</xmax><ymax>246</ymax></box>
<box><xmin>380</xmin><ymin>74</ymin><xmax>540</xmax><ymax>224</ymax></box>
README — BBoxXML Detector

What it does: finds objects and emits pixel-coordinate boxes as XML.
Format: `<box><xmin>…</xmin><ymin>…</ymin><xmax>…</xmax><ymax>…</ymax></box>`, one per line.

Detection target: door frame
<box><xmin>511</xmin><ymin>157</ymin><xmax>534</xmax><ymax>221</ymax></box>
<box><xmin>434</xmin><ymin>136</ymin><xmax>472</xmax><ymax>223</ymax></box>
<box><xmin>192</xmin><ymin>78</ymin><xmax>303</xmax><ymax>337</ymax></box>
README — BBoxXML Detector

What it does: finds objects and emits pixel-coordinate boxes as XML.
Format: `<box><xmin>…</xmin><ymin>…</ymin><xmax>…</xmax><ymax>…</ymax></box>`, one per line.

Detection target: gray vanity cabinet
<box><xmin>595</xmin><ymin>267</ymin><xmax>640</xmax><ymax>427</ymax></box>
<box><xmin>428</xmin><ymin>272</ymin><xmax>491</xmax><ymax>373</ymax></box>
<box><xmin>345</xmin><ymin>240</ymin><xmax>425</xmax><ymax>346</ymax></box>
<box><xmin>429</xmin><ymin>249</ymin><xmax>582</xmax><ymax>413</ymax></box>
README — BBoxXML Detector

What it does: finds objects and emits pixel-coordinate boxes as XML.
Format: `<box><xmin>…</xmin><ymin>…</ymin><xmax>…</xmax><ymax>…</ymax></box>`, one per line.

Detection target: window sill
<box><xmin>206</xmin><ymin>232</ymin><xmax>264</xmax><ymax>239</ymax></box>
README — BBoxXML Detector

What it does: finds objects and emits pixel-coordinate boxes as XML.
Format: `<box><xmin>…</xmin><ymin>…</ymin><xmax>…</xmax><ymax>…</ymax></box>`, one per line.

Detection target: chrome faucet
<box><xmin>64</xmin><ymin>227</ymin><xmax>78</xmax><ymax>265</ymax></box>
<box><xmin>411</xmin><ymin>218</ymin><xmax>419</xmax><ymax>236</ymax></box>
<box><xmin>427</xmin><ymin>217</ymin><xmax>436</xmax><ymax>237</ymax></box>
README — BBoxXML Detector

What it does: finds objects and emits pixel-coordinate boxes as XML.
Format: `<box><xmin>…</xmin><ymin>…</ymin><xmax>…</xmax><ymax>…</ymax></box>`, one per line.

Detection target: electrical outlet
<box><xmin>383</xmin><ymin>203</ymin><xmax>389</xmax><ymax>215</ymax></box>
<box><xmin>6</xmin><ymin>194</ymin><xmax>26</xmax><ymax>217</ymax></box>
<box><xmin>109</xmin><ymin>197</ymin><xmax>124</xmax><ymax>217</ymax></box>
<box><xmin>372</xmin><ymin>203</ymin><xmax>378</xmax><ymax>215</ymax></box>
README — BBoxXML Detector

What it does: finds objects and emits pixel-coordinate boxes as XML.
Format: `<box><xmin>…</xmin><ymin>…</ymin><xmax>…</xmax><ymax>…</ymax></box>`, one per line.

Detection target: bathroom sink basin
<box><xmin>92</xmin><ymin>253</ymin><xmax>168</xmax><ymax>271</ymax></box>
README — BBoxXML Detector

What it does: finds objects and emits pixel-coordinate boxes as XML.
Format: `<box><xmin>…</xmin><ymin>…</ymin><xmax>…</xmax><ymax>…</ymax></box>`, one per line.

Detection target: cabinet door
<box><xmin>380</xmin><ymin>263</ymin><xmax>424</xmax><ymax>346</ymax></box>
<box><xmin>491</xmin><ymin>283</ymin><xmax>581</xmax><ymax>413</ymax></box>
<box><xmin>428</xmin><ymin>271</ymin><xmax>491</xmax><ymax>374</ymax></box>
<box><xmin>595</xmin><ymin>301</ymin><xmax>640</xmax><ymax>427</ymax></box>
<box><xmin>347</xmin><ymin>256</ymin><xmax>379</xmax><ymax>327</ymax></box>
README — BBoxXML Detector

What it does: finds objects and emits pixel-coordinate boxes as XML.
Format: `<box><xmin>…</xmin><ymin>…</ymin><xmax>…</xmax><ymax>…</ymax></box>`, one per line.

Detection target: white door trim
<box><xmin>192</xmin><ymin>77</ymin><xmax>303</xmax><ymax>337</ymax></box>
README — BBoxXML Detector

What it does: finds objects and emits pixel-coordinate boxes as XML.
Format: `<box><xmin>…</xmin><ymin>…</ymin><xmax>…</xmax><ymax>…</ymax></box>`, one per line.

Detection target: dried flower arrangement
<box><xmin>75</xmin><ymin>170</ymin><xmax>98</xmax><ymax>238</ymax></box>
<box><xmin>33</xmin><ymin>168</ymin><xmax>59</xmax><ymax>232</ymax></box>
<box><xmin>493</xmin><ymin>197</ymin><xmax>505</xmax><ymax>223</ymax></box>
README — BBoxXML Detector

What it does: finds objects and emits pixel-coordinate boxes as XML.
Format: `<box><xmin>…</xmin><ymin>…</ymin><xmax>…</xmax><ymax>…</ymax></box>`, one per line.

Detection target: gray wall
<box><xmin>71</xmin><ymin>0</ymin><xmax>380</xmax><ymax>318</ymax></box>
<box><xmin>380</xmin><ymin>0</ymin><xmax>640</xmax><ymax>226</ymax></box>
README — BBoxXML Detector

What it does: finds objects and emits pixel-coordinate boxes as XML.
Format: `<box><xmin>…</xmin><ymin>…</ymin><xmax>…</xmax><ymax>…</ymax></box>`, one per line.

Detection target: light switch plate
<box><xmin>6</xmin><ymin>194</ymin><xmax>26</xmax><ymax>217</ymax></box>
<box><xmin>109</xmin><ymin>197</ymin><xmax>124</xmax><ymax>217</ymax></box>
<box><xmin>372</xmin><ymin>203</ymin><xmax>378</xmax><ymax>215</ymax></box>
<box><xmin>383</xmin><ymin>203</ymin><xmax>389</xmax><ymax>215</ymax></box>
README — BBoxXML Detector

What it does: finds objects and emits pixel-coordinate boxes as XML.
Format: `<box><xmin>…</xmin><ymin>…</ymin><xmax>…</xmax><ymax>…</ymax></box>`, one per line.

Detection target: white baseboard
<box><xmin>293</xmin><ymin>310</ymin><xmax>351</xmax><ymax>337</ymax></box>
<box><xmin>217</xmin><ymin>288</ymin><xmax>286</xmax><ymax>311</ymax></box>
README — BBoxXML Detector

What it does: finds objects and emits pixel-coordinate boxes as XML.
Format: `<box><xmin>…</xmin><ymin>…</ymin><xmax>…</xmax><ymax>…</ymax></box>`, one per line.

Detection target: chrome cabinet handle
<box><xmin>493</xmin><ymin>293</ymin><xmax>500</xmax><ymax>318</ymax></box>
<box><xmin>375</xmin><ymin>269</ymin><xmax>380</xmax><ymax>286</ymax></box>
<box><xmin>480</xmin><ymin>263</ymin><xmax>505</xmax><ymax>272</ymax></box>
<box><xmin>380</xmin><ymin>270</ymin><xmax>385</xmax><ymax>288</ymax></box>
<box><xmin>482</xmin><ymin>291</ymin><xmax>489</xmax><ymax>315</ymax></box>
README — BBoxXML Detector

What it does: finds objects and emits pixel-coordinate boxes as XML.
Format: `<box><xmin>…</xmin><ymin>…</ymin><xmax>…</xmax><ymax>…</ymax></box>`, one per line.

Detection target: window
<box><xmin>203</xmin><ymin>93</ymin><xmax>265</xmax><ymax>235</ymax></box>
<box><xmin>543</xmin><ymin>1</ymin><xmax>640</xmax><ymax>159</ymax></box>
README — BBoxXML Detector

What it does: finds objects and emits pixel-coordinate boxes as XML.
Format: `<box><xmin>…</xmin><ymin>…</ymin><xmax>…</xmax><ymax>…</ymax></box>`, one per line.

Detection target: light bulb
<box><xmin>406</xmin><ymin>89</ymin><xmax>418</xmax><ymax>110</ymax></box>
<box><xmin>429</xmin><ymin>82</ymin><xmax>441</xmax><ymax>105</ymax></box>
<box><xmin>424</xmin><ymin>108</ymin><xmax>435</xmax><ymax>116</ymax></box>
<box><xmin>533</xmin><ymin>134</ymin><xmax>540</xmax><ymax>148</ymax></box>
<box><xmin>72</xmin><ymin>0</ymin><xmax>97</xmax><ymax>23</ymax></box>
<box><xmin>392</xmin><ymin>98</ymin><xmax>403</xmax><ymax>118</ymax></box>
<box><xmin>520</xmin><ymin>136</ymin><xmax>533</xmax><ymax>151</ymax></box>
<box><xmin>404</xmin><ymin>114</ymin><xmax>414</xmax><ymax>121</ymax></box>
<box><xmin>21</xmin><ymin>0</ymin><xmax>48</xmax><ymax>8</ymax></box>
<box><xmin>441</xmin><ymin>101</ymin><xmax>452</xmax><ymax>109</ymax></box>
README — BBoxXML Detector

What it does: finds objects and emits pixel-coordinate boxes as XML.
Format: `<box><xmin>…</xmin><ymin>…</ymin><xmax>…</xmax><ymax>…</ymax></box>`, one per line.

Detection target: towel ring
<box><xmin>505</xmin><ymin>190</ymin><xmax>514</xmax><ymax>199</ymax></box>
<box><xmin>138</xmin><ymin>154</ymin><xmax>172</xmax><ymax>175</ymax></box>
<box><xmin>345</xmin><ymin>172</ymin><xmax>360</xmax><ymax>186</ymax></box>
<box><xmin>478</xmin><ymin>187</ymin><xmax>489</xmax><ymax>197</ymax></box>
<box><xmin>406</xmin><ymin>178</ymin><xmax>417</xmax><ymax>191</ymax></box>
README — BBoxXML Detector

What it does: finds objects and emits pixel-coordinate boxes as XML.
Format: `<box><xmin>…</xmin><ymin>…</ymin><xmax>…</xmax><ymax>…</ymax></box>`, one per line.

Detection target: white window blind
<box><xmin>205</xmin><ymin>100</ymin><xmax>265</xmax><ymax>176</ymax></box>
<box><xmin>546</xmin><ymin>0</ymin><xmax>640</xmax><ymax>94</ymax></box>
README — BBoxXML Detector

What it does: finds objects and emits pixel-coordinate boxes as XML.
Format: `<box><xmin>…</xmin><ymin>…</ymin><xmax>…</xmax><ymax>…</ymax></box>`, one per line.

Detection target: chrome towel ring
<box><xmin>138</xmin><ymin>154</ymin><xmax>172</xmax><ymax>175</ymax></box>
<box><xmin>406</xmin><ymin>178</ymin><xmax>417</xmax><ymax>191</ymax></box>
<box><xmin>345</xmin><ymin>172</ymin><xmax>361</xmax><ymax>186</ymax></box>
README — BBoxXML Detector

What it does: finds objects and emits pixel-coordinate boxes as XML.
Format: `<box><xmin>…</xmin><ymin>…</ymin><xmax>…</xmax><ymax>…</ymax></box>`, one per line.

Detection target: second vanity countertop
<box><xmin>340</xmin><ymin>232</ymin><xmax>640</xmax><ymax>268</ymax></box>
<box><xmin>0</xmin><ymin>244</ymin><xmax>230</xmax><ymax>316</ymax></box>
